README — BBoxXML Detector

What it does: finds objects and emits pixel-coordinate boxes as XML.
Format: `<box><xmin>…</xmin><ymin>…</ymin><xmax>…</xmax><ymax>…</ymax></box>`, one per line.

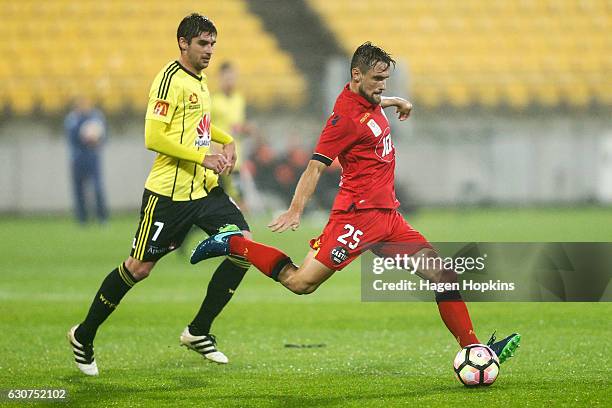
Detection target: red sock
<box><xmin>229</xmin><ymin>236</ymin><xmax>292</xmax><ymax>280</ymax></box>
<box><xmin>437</xmin><ymin>300</ymin><xmax>480</xmax><ymax>347</ymax></box>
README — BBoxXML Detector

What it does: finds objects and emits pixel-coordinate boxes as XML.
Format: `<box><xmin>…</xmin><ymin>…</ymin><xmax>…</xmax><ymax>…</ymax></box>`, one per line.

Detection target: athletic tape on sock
<box><xmin>270</xmin><ymin>257</ymin><xmax>293</xmax><ymax>282</ymax></box>
<box><xmin>435</xmin><ymin>289</ymin><xmax>463</xmax><ymax>303</ymax></box>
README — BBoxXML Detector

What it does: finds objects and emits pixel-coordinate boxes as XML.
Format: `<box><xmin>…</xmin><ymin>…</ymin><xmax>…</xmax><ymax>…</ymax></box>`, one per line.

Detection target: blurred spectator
<box><xmin>211</xmin><ymin>61</ymin><xmax>258</xmax><ymax>209</ymax></box>
<box><xmin>249</xmin><ymin>139</ymin><xmax>342</xmax><ymax>212</ymax></box>
<box><xmin>64</xmin><ymin>97</ymin><xmax>108</xmax><ymax>224</ymax></box>
<box><xmin>248</xmin><ymin>142</ymin><xmax>278</xmax><ymax>191</ymax></box>
<box><xmin>318</xmin><ymin>159</ymin><xmax>342</xmax><ymax>209</ymax></box>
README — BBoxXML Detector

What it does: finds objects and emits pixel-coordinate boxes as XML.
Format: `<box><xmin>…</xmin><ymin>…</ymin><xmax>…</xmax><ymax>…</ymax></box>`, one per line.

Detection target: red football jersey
<box><xmin>313</xmin><ymin>84</ymin><xmax>399</xmax><ymax>211</ymax></box>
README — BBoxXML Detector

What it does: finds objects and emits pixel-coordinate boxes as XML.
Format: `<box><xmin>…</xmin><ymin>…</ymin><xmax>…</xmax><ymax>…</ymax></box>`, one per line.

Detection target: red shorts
<box><xmin>310</xmin><ymin>208</ymin><xmax>432</xmax><ymax>270</ymax></box>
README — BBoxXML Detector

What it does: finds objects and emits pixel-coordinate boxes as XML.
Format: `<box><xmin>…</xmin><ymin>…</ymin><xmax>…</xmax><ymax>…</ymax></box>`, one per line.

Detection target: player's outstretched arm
<box><xmin>268</xmin><ymin>160</ymin><xmax>327</xmax><ymax>232</ymax></box>
<box><xmin>380</xmin><ymin>96</ymin><xmax>413</xmax><ymax>121</ymax></box>
<box><xmin>145</xmin><ymin>119</ymin><xmax>228</xmax><ymax>173</ymax></box>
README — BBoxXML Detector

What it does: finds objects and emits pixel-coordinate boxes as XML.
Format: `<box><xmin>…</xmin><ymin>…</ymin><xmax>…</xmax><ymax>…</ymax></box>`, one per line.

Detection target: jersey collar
<box><xmin>176</xmin><ymin>61</ymin><xmax>203</xmax><ymax>81</ymax></box>
<box><xmin>342</xmin><ymin>83</ymin><xmax>378</xmax><ymax>109</ymax></box>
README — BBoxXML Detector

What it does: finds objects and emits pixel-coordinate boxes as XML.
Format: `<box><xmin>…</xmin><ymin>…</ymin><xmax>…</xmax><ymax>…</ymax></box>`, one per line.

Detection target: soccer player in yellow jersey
<box><xmin>67</xmin><ymin>13</ymin><xmax>252</xmax><ymax>376</ymax></box>
<box><xmin>211</xmin><ymin>61</ymin><xmax>256</xmax><ymax>204</ymax></box>
<box><xmin>212</xmin><ymin>62</ymin><xmax>248</xmax><ymax>144</ymax></box>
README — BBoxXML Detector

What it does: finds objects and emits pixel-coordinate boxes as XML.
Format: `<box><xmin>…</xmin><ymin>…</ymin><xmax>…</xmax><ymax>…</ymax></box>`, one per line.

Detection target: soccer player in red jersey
<box><xmin>192</xmin><ymin>42</ymin><xmax>521</xmax><ymax>362</ymax></box>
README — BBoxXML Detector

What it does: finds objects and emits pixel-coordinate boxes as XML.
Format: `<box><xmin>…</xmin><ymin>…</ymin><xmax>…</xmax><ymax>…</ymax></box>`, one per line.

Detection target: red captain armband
<box><xmin>312</xmin><ymin>153</ymin><xmax>333</xmax><ymax>166</ymax></box>
<box><xmin>153</xmin><ymin>100</ymin><xmax>169</xmax><ymax>116</ymax></box>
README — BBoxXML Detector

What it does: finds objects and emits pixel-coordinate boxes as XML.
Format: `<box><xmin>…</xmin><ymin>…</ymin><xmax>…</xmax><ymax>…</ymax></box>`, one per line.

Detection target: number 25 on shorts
<box><xmin>337</xmin><ymin>224</ymin><xmax>363</xmax><ymax>250</ymax></box>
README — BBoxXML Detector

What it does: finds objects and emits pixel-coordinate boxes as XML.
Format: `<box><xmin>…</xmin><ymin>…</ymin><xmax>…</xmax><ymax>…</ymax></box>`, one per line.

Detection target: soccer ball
<box><xmin>453</xmin><ymin>344</ymin><xmax>500</xmax><ymax>386</ymax></box>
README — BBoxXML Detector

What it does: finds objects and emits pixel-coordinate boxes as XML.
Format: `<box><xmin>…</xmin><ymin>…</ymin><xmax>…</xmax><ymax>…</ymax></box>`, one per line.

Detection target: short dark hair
<box><xmin>219</xmin><ymin>61</ymin><xmax>233</xmax><ymax>73</ymax></box>
<box><xmin>177</xmin><ymin>13</ymin><xmax>217</xmax><ymax>49</ymax></box>
<box><xmin>350</xmin><ymin>42</ymin><xmax>395</xmax><ymax>74</ymax></box>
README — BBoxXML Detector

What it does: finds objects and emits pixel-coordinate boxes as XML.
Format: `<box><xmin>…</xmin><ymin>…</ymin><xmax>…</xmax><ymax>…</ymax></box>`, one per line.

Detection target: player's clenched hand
<box><xmin>394</xmin><ymin>97</ymin><xmax>413</xmax><ymax>121</ymax></box>
<box><xmin>268</xmin><ymin>209</ymin><xmax>301</xmax><ymax>232</ymax></box>
<box><xmin>202</xmin><ymin>153</ymin><xmax>229</xmax><ymax>174</ymax></box>
<box><xmin>222</xmin><ymin>141</ymin><xmax>237</xmax><ymax>175</ymax></box>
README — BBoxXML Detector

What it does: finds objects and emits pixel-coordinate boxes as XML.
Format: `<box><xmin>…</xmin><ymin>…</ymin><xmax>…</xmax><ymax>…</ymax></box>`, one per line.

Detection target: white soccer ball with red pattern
<box><xmin>453</xmin><ymin>344</ymin><xmax>500</xmax><ymax>386</ymax></box>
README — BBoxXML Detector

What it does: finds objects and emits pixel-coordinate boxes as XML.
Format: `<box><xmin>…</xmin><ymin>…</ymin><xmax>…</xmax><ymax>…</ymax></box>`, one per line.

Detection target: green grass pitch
<box><xmin>0</xmin><ymin>207</ymin><xmax>610</xmax><ymax>407</ymax></box>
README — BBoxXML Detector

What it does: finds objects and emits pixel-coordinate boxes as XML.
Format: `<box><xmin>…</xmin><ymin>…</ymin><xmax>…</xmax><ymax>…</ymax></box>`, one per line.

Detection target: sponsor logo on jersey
<box><xmin>331</xmin><ymin>246</ymin><xmax>349</xmax><ymax>265</ymax></box>
<box><xmin>359</xmin><ymin>112</ymin><xmax>371</xmax><ymax>123</ymax></box>
<box><xmin>153</xmin><ymin>100</ymin><xmax>169</xmax><ymax>116</ymax></box>
<box><xmin>195</xmin><ymin>113</ymin><xmax>211</xmax><ymax>147</ymax></box>
<box><xmin>367</xmin><ymin>118</ymin><xmax>382</xmax><ymax>137</ymax></box>
<box><xmin>147</xmin><ymin>245</ymin><xmax>171</xmax><ymax>256</ymax></box>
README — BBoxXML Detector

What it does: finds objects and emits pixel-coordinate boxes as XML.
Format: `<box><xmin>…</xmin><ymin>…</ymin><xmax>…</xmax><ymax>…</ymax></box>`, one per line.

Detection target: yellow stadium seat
<box><xmin>503</xmin><ymin>83</ymin><xmax>530</xmax><ymax>109</ymax></box>
<box><xmin>563</xmin><ymin>82</ymin><xmax>591</xmax><ymax>108</ymax></box>
<box><xmin>415</xmin><ymin>85</ymin><xmax>443</xmax><ymax>110</ymax></box>
<box><xmin>475</xmin><ymin>84</ymin><xmax>502</xmax><ymax>108</ymax></box>
<box><xmin>532</xmin><ymin>81</ymin><xmax>561</xmax><ymax>108</ymax></box>
<box><xmin>9</xmin><ymin>90</ymin><xmax>36</xmax><ymax>116</ymax></box>
<box><xmin>100</xmin><ymin>92</ymin><xmax>123</xmax><ymax>115</ymax></box>
<box><xmin>3</xmin><ymin>0</ymin><xmax>609</xmax><ymax>112</ymax></box>
<box><xmin>40</xmin><ymin>84</ymin><xmax>66</xmax><ymax>115</ymax></box>
<box><xmin>0</xmin><ymin>88</ymin><xmax>7</xmax><ymax>111</ymax></box>
<box><xmin>308</xmin><ymin>0</ymin><xmax>611</xmax><ymax>109</ymax></box>
<box><xmin>1</xmin><ymin>0</ymin><xmax>306</xmax><ymax>113</ymax></box>
<box><xmin>446</xmin><ymin>83</ymin><xmax>472</xmax><ymax>108</ymax></box>
<box><xmin>595</xmin><ymin>85</ymin><xmax>612</xmax><ymax>105</ymax></box>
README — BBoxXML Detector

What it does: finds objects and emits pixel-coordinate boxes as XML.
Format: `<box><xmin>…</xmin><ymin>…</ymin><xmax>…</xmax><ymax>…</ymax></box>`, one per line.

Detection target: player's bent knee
<box><xmin>281</xmin><ymin>274</ymin><xmax>311</xmax><ymax>294</ymax></box>
<box><xmin>280</xmin><ymin>259</ymin><xmax>330</xmax><ymax>295</ymax></box>
<box><xmin>439</xmin><ymin>268</ymin><xmax>458</xmax><ymax>284</ymax></box>
<box><xmin>124</xmin><ymin>257</ymin><xmax>155</xmax><ymax>281</ymax></box>
<box><xmin>414</xmin><ymin>248</ymin><xmax>445</xmax><ymax>282</ymax></box>
<box><xmin>286</xmin><ymin>279</ymin><xmax>319</xmax><ymax>295</ymax></box>
<box><xmin>290</xmin><ymin>285</ymin><xmax>316</xmax><ymax>295</ymax></box>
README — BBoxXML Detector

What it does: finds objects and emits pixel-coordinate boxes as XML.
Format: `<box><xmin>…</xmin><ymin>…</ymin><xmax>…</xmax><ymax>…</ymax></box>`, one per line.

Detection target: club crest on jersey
<box><xmin>153</xmin><ymin>100</ymin><xmax>169</xmax><ymax>116</ymax></box>
<box><xmin>188</xmin><ymin>93</ymin><xmax>201</xmax><ymax>110</ymax></box>
<box><xmin>367</xmin><ymin>119</ymin><xmax>382</xmax><ymax>137</ymax></box>
<box><xmin>195</xmin><ymin>114</ymin><xmax>211</xmax><ymax>147</ymax></box>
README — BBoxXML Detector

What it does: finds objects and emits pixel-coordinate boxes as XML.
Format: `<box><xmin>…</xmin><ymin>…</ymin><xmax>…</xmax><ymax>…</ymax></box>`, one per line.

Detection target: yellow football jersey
<box><xmin>144</xmin><ymin>61</ymin><xmax>219</xmax><ymax>201</ymax></box>
<box><xmin>211</xmin><ymin>91</ymin><xmax>246</xmax><ymax>134</ymax></box>
<box><xmin>211</xmin><ymin>91</ymin><xmax>246</xmax><ymax>170</ymax></box>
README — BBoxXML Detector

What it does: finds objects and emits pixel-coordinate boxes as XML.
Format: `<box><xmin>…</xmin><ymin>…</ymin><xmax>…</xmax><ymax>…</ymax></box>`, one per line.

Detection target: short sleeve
<box><xmin>312</xmin><ymin>113</ymin><xmax>358</xmax><ymax>166</ymax></box>
<box><xmin>145</xmin><ymin>73</ymin><xmax>180</xmax><ymax>124</ymax></box>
